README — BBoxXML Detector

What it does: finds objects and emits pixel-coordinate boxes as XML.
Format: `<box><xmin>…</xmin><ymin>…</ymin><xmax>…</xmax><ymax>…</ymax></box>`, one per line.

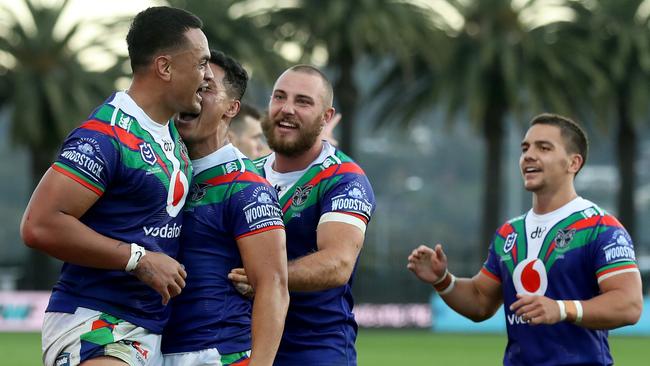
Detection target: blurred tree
<box><xmin>567</xmin><ymin>0</ymin><xmax>650</xmax><ymax>240</ymax></box>
<box><xmin>0</xmin><ymin>0</ymin><xmax>126</xmax><ymax>289</ymax></box>
<box><xmin>263</xmin><ymin>0</ymin><xmax>445</xmax><ymax>157</ymax></box>
<box><xmin>374</xmin><ymin>0</ymin><xmax>603</xmax><ymax>254</ymax></box>
<box><xmin>168</xmin><ymin>0</ymin><xmax>286</xmax><ymax>85</ymax></box>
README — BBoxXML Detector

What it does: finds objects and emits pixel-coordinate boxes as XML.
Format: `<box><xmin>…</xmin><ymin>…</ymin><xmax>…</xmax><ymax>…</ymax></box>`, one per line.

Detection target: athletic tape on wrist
<box><xmin>437</xmin><ymin>274</ymin><xmax>456</xmax><ymax>295</ymax></box>
<box><xmin>125</xmin><ymin>243</ymin><xmax>146</xmax><ymax>272</ymax></box>
<box><xmin>556</xmin><ymin>300</ymin><xmax>567</xmax><ymax>322</ymax></box>
<box><xmin>574</xmin><ymin>300</ymin><xmax>583</xmax><ymax>324</ymax></box>
<box><xmin>432</xmin><ymin>269</ymin><xmax>449</xmax><ymax>286</ymax></box>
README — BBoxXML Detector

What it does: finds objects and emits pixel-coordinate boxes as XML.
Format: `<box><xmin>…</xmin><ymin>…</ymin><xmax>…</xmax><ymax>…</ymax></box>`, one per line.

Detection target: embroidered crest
<box><xmin>291</xmin><ymin>184</ymin><xmax>313</xmax><ymax>207</ymax></box>
<box><xmin>503</xmin><ymin>232</ymin><xmax>517</xmax><ymax>253</ymax></box>
<box><xmin>139</xmin><ymin>142</ymin><xmax>157</xmax><ymax>166</ymax></box>
<box><xmin>555</xmin><ymin>229</ymin><xmax>576</xmax><ymax>249</ymax></box>
<box><xmin>190</xmin><ymin>183</ymin><xmax>209</xmax><ymax>202</ymax></box>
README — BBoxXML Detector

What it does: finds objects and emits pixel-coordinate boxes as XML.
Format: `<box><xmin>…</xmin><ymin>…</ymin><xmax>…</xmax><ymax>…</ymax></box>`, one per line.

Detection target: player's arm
<box><xmin>511</xmin><ymin>271</ymin><xmax>642</xmax><ymax>328</ymax></box>
<box><xmin>287</xmin><ymin>220</ymin><xmax>364</xmax><ymax>291</ymax></box>
<box><xmin>20</xmin><ymin>168</ymin><xmax>186</xmax><ymax>304</ymax></box>
<box><xmin>408</xmin><ymin>244</ymin><xmax>503</xmax><ymax>321</ymax></box>
<box><xmin>237</xmin><ymin>228</ymin><xmax>289</xmax><ymax>365</ymax></box>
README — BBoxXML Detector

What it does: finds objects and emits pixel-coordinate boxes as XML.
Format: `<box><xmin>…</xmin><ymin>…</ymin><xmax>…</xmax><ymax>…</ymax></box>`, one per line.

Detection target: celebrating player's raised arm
<box><xmin>408</xmin><ymin>244</ymin><xmax>503</xmax><ymax>321</ymax></box>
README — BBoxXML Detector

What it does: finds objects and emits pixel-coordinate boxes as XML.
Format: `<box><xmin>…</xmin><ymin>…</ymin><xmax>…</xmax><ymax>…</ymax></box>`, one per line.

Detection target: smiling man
<box><xmin>20</xmin><ymin>6</ymin><xmax>213</xmax><ymax>366</ymax></box>
<box><xmin>407</xmin><ymin>113</ymin><xmax>642</xmax><ymax>366</ymax></box>
<box><xmin>229</xmin><ymin>65</ymin><xmax>376</xmax><ymax>366</ymax></box>
<box><xmin>162</xmin><ymin>50</ymin><xmax>288</xmax><ymax>366</ymax></box>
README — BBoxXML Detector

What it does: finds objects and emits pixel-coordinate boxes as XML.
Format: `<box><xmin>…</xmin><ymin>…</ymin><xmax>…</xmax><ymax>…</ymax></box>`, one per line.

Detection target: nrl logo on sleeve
<box><xmin>503</xmin><ymin>232</ymin><xmax>517</xmax><ymax>253</ymax></box>
<box><xmin>554</xmin><ymin>228</ymin><xmax>576</xmax><ymax>249</ymax></box>
<box><xmin>292</xmin><ymin>184</ymin><xmax>313</xmax><ymax>207</ymax></box>
<box><xmin>139</xmin><ymin>142</ymin><xmax>157</xmax><ymax>166</ymax></box>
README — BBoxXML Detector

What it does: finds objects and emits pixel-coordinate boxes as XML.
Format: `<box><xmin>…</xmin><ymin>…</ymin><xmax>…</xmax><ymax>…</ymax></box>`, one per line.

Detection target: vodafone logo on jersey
<box><xmin>166</xmin><ymin>170</ymin><xmax>189</xmax><ymax>217</ymax></box>
<box><xmin>512</xmin><ymin>258</ymin><xmax>548</xmax><ymax>296</ymax></box>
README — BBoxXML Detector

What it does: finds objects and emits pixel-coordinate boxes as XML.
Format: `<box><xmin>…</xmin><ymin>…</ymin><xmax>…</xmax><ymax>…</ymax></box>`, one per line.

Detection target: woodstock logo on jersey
<box><xmin>258</xmin><ymin>192</ymin><xmax>273</xmax><ymax>204</ymax></box>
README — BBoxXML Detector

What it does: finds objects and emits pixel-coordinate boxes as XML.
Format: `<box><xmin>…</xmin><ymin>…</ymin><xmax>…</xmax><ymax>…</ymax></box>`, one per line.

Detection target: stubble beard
<box><xmin>262</xmin><ymin>115</ymin><xmax>322</xmax><ymax>157</ymax></box>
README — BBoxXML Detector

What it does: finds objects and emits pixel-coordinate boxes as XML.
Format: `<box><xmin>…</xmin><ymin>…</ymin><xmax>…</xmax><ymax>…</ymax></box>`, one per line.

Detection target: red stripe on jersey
<box><xmin>236</xmin><ymin>225</ymin><xmax>284</xmax><ymax>240</ymax></box>
<box><xmin>282</xmin><ymin>162</ymin><xmax>366</xmax><ymax>212</ymax></box>
<box><xmin>567</xmin><ymin>216</ymin><xmax>599</xmax><ymax>231</ymax></box>
<box><xmin>338</xmin><ymin>211</ymin><xmax>369</xmax><ymax>224</ymax></box>
<box><xmin>543</xmin><ymin>242</ymin><xmax>556</xmax><ymax>262</ymax></box>
<box><xmin>498</xmin><ymin>223</ymin><xmax>514</xmax><ymax>238</ymax></box>
<box><xmin>481</xmin><ymin>267</ymin><xmax>501</xmax><ymax>283</ymax></box>
<box><xmin>230</xmin><ymin>358</ymin><xmax>250</xmax><ymax>366</ymax></box>
<box><xmin>52</xmin><ymin>164</ymin><xmax>103</xmax><ymax>196</ymax></box>
<box><xmin>600</xmin><ymin>215</ymin><xmax>623</xmax><ymax>228</ymax></box>
<box><xmin>596</xmin><ymin>263</ymin><xmax>638</xmax><ymax>278</ymax></box>
<box><xmin>205</xmin><ymin>171</ymin><xmax>268</xmax><ymax>186</ymax></box>
<box><xmin>81</xmin><ymin>120</ymin><xmax>143</xmax><ymax>150</ymax></box>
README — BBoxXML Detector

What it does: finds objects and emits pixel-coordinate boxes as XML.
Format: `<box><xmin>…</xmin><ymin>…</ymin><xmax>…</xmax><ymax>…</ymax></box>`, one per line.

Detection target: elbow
<box><xmin>20</xmin><ymin>213</ymin><xmax>50</xmax><ymax>251</ymax></box>
<box><xmin>623</xmin><ymin>298</ymin><xmax>643</xmax><ymax>326</ymax></box>
<box><xmin>331</xmin><ymin>258</ymin><xmax>355</xmax><ymax>287</ymax></box>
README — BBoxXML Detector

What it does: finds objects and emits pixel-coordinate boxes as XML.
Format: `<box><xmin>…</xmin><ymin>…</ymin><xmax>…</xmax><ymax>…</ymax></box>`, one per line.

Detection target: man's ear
<box><xmin>225</xmin><ymin>100</ymin><xmax>241</xmax><ymax>118</ymax></box>
<box><xmin>154</xmin><ymin>55</ymin><xmax>172</xmax><ymax>81</ymax></box>
<box><xmin>322</xmin><ymin>107</ymin><xmax>335</xmax><ymax>126</ymax></box>
<box><xmin>568</xmin><ymin>153</ymin><xmax>584</xmax><ymax>174</ymax></box>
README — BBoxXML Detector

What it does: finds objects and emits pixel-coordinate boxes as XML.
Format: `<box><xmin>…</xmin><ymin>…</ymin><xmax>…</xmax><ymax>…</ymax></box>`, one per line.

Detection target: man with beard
<box><xmin>407</xmin><ymin>114</ymin><xmax>642</xmax><ymax>365</ymax></box>
<box><xmin>20</xmin><ymin>6</ymin><xmax>212</xmax><ymax>366</ymax></box>
<box><xmin>162</xmin><ymin>50</ymin><xmax>288</xmax><ymax>366</ymax></box>
<box><xmin>229</xmin><ymin>65</ymin><xmax>376</xmax><ymax>365</ymax></box>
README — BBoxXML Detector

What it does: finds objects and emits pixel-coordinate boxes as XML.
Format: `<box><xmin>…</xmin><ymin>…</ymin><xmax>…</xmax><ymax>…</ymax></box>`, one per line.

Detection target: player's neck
<box><xmin>127</xmin><ymin>78</ymin><xmax>172</xmax><ymax>125</ymax></box>
<box><xmin>273</xmin><ymin>141</ymin><xmax>323</xmax><ymax>173</ymax></box>
<box><xmin>532</xmin><ymin>184</ymin><xmax>578</xmax><ymax>215</ymax></box>
<box><xmin>188</xmin><ymin>128</ymin><xmax>230</xmax><ymax>160</ymax></box>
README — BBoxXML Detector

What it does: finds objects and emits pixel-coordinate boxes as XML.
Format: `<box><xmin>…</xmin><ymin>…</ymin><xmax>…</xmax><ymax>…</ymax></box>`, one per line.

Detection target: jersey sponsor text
<box><xmin>60</xmin><ymin>150</ymin><xmax>103</xmax><ymax>177</ymax></box>
<box><xmin>143</xmin><ymin>223</ymin><xmax>182</xmax><ymax>238</ymax></box>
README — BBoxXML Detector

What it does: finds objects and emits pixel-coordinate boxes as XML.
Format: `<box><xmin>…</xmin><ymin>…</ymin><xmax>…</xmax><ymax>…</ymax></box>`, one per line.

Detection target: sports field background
<box><xmin>2</xmin><ymin>330</ymin><xmax>648</xmax><ymax>365</ymax></box>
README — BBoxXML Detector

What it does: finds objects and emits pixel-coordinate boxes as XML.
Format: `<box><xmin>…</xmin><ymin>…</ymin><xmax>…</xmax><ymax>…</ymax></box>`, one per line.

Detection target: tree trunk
<box><xmin>20</xmin><ymin>146</ymin><xmax>59</xmax><ymax>290</ymax></box>
<box><xmin>480</xmin><ymin>103</ymin><xmax>506</xmax><ymax>255</ymax></box>
<box><xmin>334</xmin><ymin>46</ymin><xmax>358</xmax><ymax>158</ymax></box>
<box><xmin>615</xmin><ymin>94</ymin><xmax>636</xmax><ymax>240</ymax></box>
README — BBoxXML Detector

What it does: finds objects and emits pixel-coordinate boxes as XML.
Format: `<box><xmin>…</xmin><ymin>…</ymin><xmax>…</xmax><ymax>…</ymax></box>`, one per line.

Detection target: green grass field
<box><xmin>1</xmin><ymin>330</ymin><xmax>648</xmax><ymax>365</ymax></box>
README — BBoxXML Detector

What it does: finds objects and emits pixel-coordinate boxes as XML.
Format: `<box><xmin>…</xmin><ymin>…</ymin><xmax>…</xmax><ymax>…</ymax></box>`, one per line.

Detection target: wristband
<box><xmin>574</xmin><ymin>300</ymin><xmax>583</xmax><ymax>324</ymax></box>
<box><xmin>437</xmin><ymin>274</ymin><xmax>456</xmax><ymax>295</ymax></box>
<box><xmin>125</xmin><ymin>243</ymin><xmax>146</xmax><ymax>272</ymax></box>
<box><xmin>432</xmin><ymin>269</ymin><xmax>449</xmax><ymax>285</ymax></box>
<box><xmin>556</xmin><ymin>300</ymin><xmax>567</xmax><ymax>322</ymax></box>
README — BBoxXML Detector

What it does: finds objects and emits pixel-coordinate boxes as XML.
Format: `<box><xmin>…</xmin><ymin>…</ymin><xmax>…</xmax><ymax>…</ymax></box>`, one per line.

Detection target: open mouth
<box><xmin>523</xmin><ymin>167</ymin><xmax>541</xmax><ymax>175</ymax></box>
<box><xmin>177</xmin><ymin>112</ymin><xmax>200</xmax><ymax>123</ymax></box>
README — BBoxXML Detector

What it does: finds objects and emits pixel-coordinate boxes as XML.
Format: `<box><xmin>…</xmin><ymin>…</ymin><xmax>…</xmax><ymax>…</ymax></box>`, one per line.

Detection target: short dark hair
<box><xmin>230</xmin><ymin>103</ymin><xmax>261</xmax><ymax>135</ymax></box>
<box><xmin>530</xmin><ymin>113</ymin><xmax>589</xmax><ymax>174</ymax></box>
<box><xmin>287</xmin><ymin>64</ymin><xmax>333</xmax><ymax>107</ymax></box>
<box><xmin>127</xmin><ymin>6</ymin><xmax>203</xmax><ymax>73</ymax></box>
<box><xmin>209</xmin><ymin>50</ymin><xmax>248</xmax><ymax>100</ymax></box>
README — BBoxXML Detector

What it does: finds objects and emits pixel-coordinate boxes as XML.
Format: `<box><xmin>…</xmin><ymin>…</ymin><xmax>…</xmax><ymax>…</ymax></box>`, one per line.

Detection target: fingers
<box><xmin>179</xmin><ymin>263</ymin><xmax>187</xmax><ymax>279</ymax></box>
<box><xmin>160</xmin><ymin>287</ymin><xmax>171</xmax><ymax>306</ymax></box>
<box><xmin>228</xmin><ymin>272</ymin><xmax>249</xmax><ymax>284</ymax></box>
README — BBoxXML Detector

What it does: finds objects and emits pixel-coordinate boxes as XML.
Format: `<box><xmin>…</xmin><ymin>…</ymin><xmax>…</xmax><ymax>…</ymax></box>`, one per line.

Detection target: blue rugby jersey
<box><xmin>46</xmin><ymin>91</ymin><xmax>192</xmax><ymax>333</ymax></box>
<box><xmin>482</xmin><ymin>197</ymin><xmax>639</xmax><ymax>366</ymax></box>
<box><xmin>256</xmin><ymin>141</ymin><xmax>376</xmax><ymax>365</ymax></box>
<box><xmin>162</xmin><ymin>144</ymin><xmax>284</xmax><ymax>355</ymax></box>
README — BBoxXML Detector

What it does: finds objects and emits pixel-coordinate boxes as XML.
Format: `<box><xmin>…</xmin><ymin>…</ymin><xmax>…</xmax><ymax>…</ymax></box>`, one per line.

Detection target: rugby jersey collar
<box><xmin>191</xmin><ymin>143</ymin><xmax>246</xmax><ymax>176</ymax></box>
<box><xmin>527</xmin><ymin>196</ymin><xmax>592</xmax><ymax>223</ymax></box>
<box><xmin>264</xmin><ymin>140</ymin><xmax>336</xmax><ymax>177</ymax></box>
<box><xmin>110</xmin><ymin>91</ymin><xmax>170</xmax><ymax>135</ymax></box>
